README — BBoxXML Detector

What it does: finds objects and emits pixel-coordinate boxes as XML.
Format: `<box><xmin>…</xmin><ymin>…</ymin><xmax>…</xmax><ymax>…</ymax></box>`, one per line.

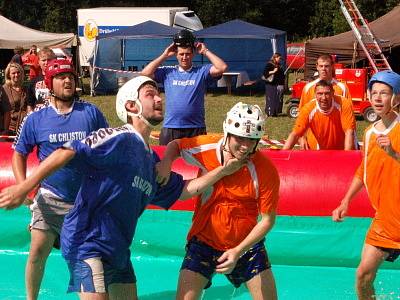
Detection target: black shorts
<box><xmin>377</xmin><ymin>246</ymin><xmax>400</xmax><ymax>262</ymax></box>
<box><xmin>181</xmin><ymin>237</ymin><xmax>271</xmax><ymax>288</ymax></box>
<box><xmin>159</xmin><ymin>127</ymin><xmax>206</xmax><ymax>145</ymax></box>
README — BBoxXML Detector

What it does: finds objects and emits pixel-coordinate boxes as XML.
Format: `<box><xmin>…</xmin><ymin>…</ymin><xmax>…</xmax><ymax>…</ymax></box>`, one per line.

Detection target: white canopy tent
<box><xmin>0</xmin><ymin>15</ymin><xmax>76</xmax><ymax>49</ymax></box>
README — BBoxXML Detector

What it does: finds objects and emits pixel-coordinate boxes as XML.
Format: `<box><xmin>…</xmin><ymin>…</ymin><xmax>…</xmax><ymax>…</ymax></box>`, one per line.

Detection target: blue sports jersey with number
<box><xmin>61</xmin><ymin>124</ymin><xmax>185</xmax><ymax>268</ymax></box>
<box><xmin>155</xmin><ymin>64</ymin><xmax>213</xmax><ymax>128</ymax></box>
<box><xmin>13</xmin><ymin>100</ymin><xmax>108</xmax><ymax>202</ymax></box>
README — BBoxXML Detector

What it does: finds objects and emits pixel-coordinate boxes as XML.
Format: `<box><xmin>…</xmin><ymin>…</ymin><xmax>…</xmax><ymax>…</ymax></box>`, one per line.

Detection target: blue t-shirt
<box><xmin>61</xmin><ymin>124</ymin><xmax>185</xmax><ymax>268</ymax></box>
<box><xmin>155</xmin><ymin>64</ymin><xmax>213</xmax><ymax>128</ymax></box>
<box><xmin>13</xmin><ymin>100</ymin><xmax>108</xmax><ymax>202</ymax></box>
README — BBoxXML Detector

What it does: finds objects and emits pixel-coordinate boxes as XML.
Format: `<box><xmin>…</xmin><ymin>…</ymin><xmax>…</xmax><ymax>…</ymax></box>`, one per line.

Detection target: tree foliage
<box><xmin>0</xmin><ymin>0</ymin><xmax>397</xmax><ymax>40</ymax></box>
<box><xmin>310</xmin><ymin>0</ymin><xmax>399</xmax><ymax>38</ymax></box>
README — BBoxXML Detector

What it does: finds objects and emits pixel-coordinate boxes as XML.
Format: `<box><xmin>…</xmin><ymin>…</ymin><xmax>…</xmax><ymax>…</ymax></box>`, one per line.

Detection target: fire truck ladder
<box><xmin>339</xmin><ymin>0</ymin><xmax>392</xmax><ymax>72</ymax></box>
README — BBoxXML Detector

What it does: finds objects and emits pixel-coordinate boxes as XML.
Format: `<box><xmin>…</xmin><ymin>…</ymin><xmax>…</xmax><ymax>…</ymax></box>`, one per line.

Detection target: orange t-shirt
<box><xmin>299</xmin><ymin>78</ymin><xmax>351</xmax><ymax>109</ymax></box>
<box><xmin>24</xmin><ymin>54</ymin><xmax>40</xmax><ymax>80</ymax></box>
<box><xmin>177</xmin><ymin>135</ymin><xmax>280</xmax><ymax>251</ymax></box>
<box><xmin>355</xmin><ymin>117</ymin><xmax>400</xmax><ymax>249</ymax></box>
<box><xmin>293</xmin><ymin>95</ymin><xmax>356</xmax><ymax>150</ymax></box>
<box><xmin>299</xmin><ymin>79</ymin><xmax>352</xmax><ymax>148</ymax></box>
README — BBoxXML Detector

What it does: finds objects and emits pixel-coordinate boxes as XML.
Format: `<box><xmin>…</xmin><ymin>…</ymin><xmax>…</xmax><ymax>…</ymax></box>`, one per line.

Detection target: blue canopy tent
<box><xmin>195</xmin><ymin>19</ymin><xmax>286</xmax><ymax>85</ymax></box>
<box><xmin>91</xmin><ymin>19</ymin><xmax>286</xmax><ymax>95</ymax></box>
<box><xmin>91</xmin><ymin>21</ymin><xmax>180</xmax><ymax>95</ymax></box>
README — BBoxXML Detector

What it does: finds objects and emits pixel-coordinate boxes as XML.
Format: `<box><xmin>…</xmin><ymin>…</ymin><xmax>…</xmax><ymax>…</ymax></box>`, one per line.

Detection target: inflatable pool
<box><xmin>0</xmin><ymin>142</ymin><xmax>399</xmax><ymax>299</ymax></box>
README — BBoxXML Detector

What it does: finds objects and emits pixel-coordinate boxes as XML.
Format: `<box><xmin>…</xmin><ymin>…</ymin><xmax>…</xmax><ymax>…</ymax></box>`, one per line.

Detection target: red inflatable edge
<box><xmin>0</xmin><ymin>142</ymin><xmax>373</xmax><ymax>217</ymax></box>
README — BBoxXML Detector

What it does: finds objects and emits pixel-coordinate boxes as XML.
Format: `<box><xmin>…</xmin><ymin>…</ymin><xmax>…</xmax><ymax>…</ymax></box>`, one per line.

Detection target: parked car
<box><xmin>287</xmin><ymin>43</ymin><xmax>305</xmax><ymax>71</ymax></box>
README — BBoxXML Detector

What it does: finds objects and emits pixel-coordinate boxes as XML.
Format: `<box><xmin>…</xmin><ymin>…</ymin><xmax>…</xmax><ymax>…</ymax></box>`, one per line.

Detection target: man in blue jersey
<box><xmin>11</xmin><ymin>59</ymin><xmax>108</xmax><ymax>300</ymax></box>
<box><xmin>141</xmin><ymin>29</ymin><xmax>227</xmax><ymax>145</ymax></box>
<box><xmin>0</xmin><ymin>76</ymin><xmax>244</xmax><ymax>299</ymax></box>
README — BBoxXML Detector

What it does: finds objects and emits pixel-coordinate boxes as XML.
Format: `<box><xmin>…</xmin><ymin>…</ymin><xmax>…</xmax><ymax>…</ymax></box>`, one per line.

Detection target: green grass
<box><xmin>84</xmin><ymin>90</ymin><xmax>369</xmax><ymax>144</ymax></box>
<box><xmin>81</xmin><ymin>74</ymin><xmax>369</xmax><ymax>145</ymax></box>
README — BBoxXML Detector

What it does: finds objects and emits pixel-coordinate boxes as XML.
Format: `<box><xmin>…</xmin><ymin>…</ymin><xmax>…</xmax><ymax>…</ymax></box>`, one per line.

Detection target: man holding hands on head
<box><xmin>141</xmin><ymin>29</ymin><xmax>227</xmax><ymax>145</ymax></box>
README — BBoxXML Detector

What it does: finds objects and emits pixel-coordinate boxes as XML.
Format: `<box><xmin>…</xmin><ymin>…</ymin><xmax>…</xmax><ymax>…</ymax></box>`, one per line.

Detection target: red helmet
<box><xmin>44</xmin><ymin>59</ymin><xmax>76</xmax><ymax>90</ymax></box>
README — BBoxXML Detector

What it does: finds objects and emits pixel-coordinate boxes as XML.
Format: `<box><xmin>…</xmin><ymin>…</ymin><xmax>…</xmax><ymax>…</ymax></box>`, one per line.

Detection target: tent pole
<box><xmin>90</xmin><ymin>39</ymin><xmax>99</xmax><ymax>97</ymax></box>
<box><xmin>271</xmin><ymin>38</ymin><xmax>277</xmax><ymax>54</ymax></box>
<box><xmin>121</xmin><ymin>39</ymin><xmax>125</xmax><ymax>71</ymax></box>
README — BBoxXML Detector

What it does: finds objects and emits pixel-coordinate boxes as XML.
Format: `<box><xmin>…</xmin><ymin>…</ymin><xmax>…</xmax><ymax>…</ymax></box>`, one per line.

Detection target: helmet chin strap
<box><xmin>126</xmin><ymin>100</ymin><xmax>155</xmax><ymax>129</ymax></box>
<box><xmin>391</xmin><ymin>94</ymin><xmax>400</xmax><ymax>110</ymax></box>
<box><xmin>221</xmin><ymin>134</ymin><xmax>259</xmax><ymax>163</ymax></box>
<box><xmin>382</xmin><ymin>94</ymin><xmax>399</xmax><ymax>117</ymax></box>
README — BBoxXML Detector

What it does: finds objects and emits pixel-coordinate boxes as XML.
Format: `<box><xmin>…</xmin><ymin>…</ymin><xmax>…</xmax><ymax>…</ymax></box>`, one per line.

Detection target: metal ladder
<box><xmin>339</xmin><ymin>0</ymin><xmax>392</xmax><ymax>72</ymax></box>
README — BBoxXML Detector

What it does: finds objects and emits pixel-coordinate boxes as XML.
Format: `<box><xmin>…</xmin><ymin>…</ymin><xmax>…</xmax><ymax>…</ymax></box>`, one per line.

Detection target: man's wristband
<box><xmin>202</xmin><ymin>49</ymin><xmax>209</xmax><ymax>55</ymax></box>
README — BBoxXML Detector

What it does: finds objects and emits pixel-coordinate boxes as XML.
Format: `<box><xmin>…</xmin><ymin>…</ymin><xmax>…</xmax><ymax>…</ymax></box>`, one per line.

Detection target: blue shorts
<box><xmin>66</xmin><ymin>257</ymin><xmax>136</xmax><ymax>293</ymax></box>
<box><xmin>181</xmin><ymin>237</ymin><xmax>271</xmax><ymax>288</ymax></box>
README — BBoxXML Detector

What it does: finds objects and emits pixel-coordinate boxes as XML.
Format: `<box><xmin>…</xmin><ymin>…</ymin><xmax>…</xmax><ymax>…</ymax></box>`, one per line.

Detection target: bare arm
<box><xmin>141</xmin><ymin>43</ymin><xmax>176</xmax><ymax>78</ymax></box>
<box><xmin>179</xmin><ymin>157</ymin><xmax>245</xmax><ymax>200</ymax></box>
<box><xmin>12</xmin><ymin>151</ymin><xmax>28</xmax><ymax>183</ymax></box>
<box><xmin>0</xmin><ymin>148</ymin><xmax>75</xmax><ymax>209</ymax></box>
<box><xmin>215</xmin><ymin>211</ymin><xmax>276</xmax><ymax>274</ymax></box>
<box><xmin>196</xmin><ymin>42</ymin><xmax>227</xmax><ymax>77</ymax></box>
<box><xmin>332</xmin><ymin>176</ymin><xmax>364</xmax><ymax>222</ymax></box>
<box><xmin>282</xmin><ymin>132</ymin><xmax>300</xmax><ymax>150</ymax></box>
<box><xmin>157</xmin><ymin>139</ymin><xmax>246</xmax><ymax>199</ymax></box>
<box><xmin>155</xmin><ymin>140</ymin><xmax>181</xmax><ymax>186</ymax></box>
<box><xmin>344</xmin><ymin>129</ymin><xmax>355</xmax><ymax>150</ymax></box>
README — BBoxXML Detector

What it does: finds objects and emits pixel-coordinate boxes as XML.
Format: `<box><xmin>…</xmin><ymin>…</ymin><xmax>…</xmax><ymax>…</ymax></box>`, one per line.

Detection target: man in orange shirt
<box><xmin>299</xmin><ymin>54</ymin><xmax>352</xmax><ymax>149</ymax></box>
<box><xmin>23</xmin><ymin>45</ymin><xmax>40</xmax><ymax>81</ymax></box>
<box><xmin>283</xmin><ymin>80</ymin><xmax>356</xmax><ymax>150</ymax></box>
<box><xmin>332</xmin><ymin>70</ymin><xmax>400</xmax><ymax>300</ymax></box>
<box><xmin>157</xmin><ymin>102</ymin><xmax>280</xmax><ymax>300</ymax></box>
<box><xmin>299</xmin><ymin>54</ymin><xmax>351</xmax><ymax>108</ymax></box>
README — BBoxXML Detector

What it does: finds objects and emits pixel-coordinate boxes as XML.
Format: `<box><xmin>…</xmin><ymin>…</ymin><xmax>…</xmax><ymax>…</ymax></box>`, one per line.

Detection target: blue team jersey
<box><xmin>155</xmin><ymin>64</ymin><xmax>213</xmax><ymax>128</ymax></box>
<box><xmin>61</xmin><ymin>124</ymin><xmax>185</xmax><ymax>268</ymax></box>
<box><xmin>13</xmin><ymin>100</ymin><xmax>108</xmax><ymax>202</ymax></box>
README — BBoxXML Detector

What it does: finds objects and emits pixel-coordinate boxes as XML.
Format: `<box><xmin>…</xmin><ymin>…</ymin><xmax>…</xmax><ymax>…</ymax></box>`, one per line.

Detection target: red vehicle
<box><xmin>286</xmin><ymin>66</ymin><xmax>379</xmax><ymax>123</ymax></box>
<box><xmin>286</xmin><ymin>43</ymin><xmax>305</xmax><ymax>70</ymax></box>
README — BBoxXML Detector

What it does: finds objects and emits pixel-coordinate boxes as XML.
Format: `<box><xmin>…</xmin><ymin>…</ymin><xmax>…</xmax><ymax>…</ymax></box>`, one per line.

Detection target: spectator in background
<box><xmin>10</xmin><ymin>46</ymin><xmax>24</xmax><ymax>66</ymax></box>
<box><xmin>1</xmin><ymin>62</ymin><xmax>28</xmax><ymax>135</ymax></box>
<box><xmin>27</xmin><ymin>47</ymin><xmax>56</xmax><ymax>111</ymax></box>
<box><xmin>283</xmin><ymin>80</ymin><xmax>356</xmax><ymax>150</ymax></box>
<box><xmin>298</xmin><ymin>54</ymin><xmax>352</xmax><ymax>149</ymax></box>
<box><xmin>263</xmin><ymin>53</ymin><xmax>285</xmax><ymax>117</ymax></box>
<box><xmin>0</xmin><ymin>90</ymin><xmax>11</xmax><ymax>135</ymax></box>
<box><xmin>23</xmin><ymin>45</ymin><xmax>40</xmax><ymax>81</ymax></box>
<box><xmin>141</xmin><ymin>29</ymin><xmax>227</xmax><ymax>145</ymax></box>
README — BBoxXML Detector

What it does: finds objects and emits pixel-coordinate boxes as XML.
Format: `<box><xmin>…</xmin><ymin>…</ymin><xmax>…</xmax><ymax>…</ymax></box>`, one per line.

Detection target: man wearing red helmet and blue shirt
<box><xmin>11</xmin><ymin>59</ymin><xmax>108</xmax><ymax>300</ymax></box>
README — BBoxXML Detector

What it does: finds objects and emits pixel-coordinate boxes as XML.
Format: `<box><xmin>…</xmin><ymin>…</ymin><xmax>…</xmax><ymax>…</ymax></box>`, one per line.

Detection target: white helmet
<box><xmin>223</xmin><ymin>102</ymin><xmax>265</xmax><ymax>140</ymax></box>
<box><xmin>116</xmin><ymin>75</ymin><xmax>158</xmax><ymax>123</ymax></box>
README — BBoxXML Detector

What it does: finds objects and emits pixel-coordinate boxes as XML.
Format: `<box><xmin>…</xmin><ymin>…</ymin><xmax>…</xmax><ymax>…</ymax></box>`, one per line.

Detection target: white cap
<box><xmin>115</xmin><ymin>75</ymin><xmax>157</xmax><ymax>123</ymax></box>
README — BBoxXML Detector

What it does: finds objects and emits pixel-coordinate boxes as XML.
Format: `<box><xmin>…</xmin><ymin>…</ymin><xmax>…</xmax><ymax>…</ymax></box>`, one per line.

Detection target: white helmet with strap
<box><xmin>116</xmin><ymin>75</ymin><xmax>158</xmax><ymax>126</ymax></box>
<box><xmin>223</xmin><ymin>102</ymin><xmax>265</xmax><ymax>143</ymax></box>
